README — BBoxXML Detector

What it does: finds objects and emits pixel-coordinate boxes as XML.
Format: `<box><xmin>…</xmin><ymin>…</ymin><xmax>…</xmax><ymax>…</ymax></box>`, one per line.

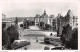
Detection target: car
<box><xmin>44</xmin><ymin>45</ymin><xmax>65</xmax><ymax>50</ymax></box>
<box><xmin>44</xmin><ymin>45</ymin><xmax>55</xmax><ymax>50</ymax></box>
<box><xmin>11</xmin><ymin>39</ymin><xmax>30</xmax><ymax>49</ymax></box>
<box><xmin>51</xmin><ymin>45</ymin><xmax>65</xmax><ymax>50</ymax></box>
<box><xmin>44</xmin><ymin>36</ymin><xmax>61</xmax><ymax>45</ymax></box>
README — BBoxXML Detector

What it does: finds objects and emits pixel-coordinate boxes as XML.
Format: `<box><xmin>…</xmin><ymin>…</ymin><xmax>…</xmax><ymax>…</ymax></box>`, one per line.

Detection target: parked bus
<box><xmin>44</xmin><ymin>36</ymin><xmax>61</xmax><ymax>46</ymax></box>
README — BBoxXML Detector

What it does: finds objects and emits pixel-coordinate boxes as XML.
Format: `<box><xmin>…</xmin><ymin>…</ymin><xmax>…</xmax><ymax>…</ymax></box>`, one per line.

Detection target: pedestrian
<box><xmin>36</xmin><ymin>37</ymin><xmax>38</xmax><ymax>43</ymax></box>
<box><xmin>36</xmin><ymin>39</ymin><xmax>38</xmax><ymax>42</ymax></box>
<box><xmin>50</xmin><ymin>33</ymin><xmax>52</xmax><ymax>36</ymax></box>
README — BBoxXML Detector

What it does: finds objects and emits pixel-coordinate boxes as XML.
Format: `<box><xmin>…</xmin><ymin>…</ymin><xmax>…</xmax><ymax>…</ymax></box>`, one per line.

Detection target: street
<box><xmin>16</xmin><ymin>37</ymin><xmax>53</xmax><ymax>50</ymax></box>
<box><xmin>17</xmin><ymin>25</ymin><xmax>57</xmax><ymax>50</ymax></box>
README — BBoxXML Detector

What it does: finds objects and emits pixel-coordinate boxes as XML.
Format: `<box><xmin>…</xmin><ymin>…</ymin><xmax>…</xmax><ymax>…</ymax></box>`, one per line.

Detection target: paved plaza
<box><xmin>17</xmin><ymin>25</ymin><xmax>57</xmax><ymax>50</ymax></box>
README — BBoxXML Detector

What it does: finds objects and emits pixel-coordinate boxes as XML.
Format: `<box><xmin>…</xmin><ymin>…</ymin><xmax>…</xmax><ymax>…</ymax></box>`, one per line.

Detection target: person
<box><xmin>36</xmin><ymin>37</ymin><xmax>38</xmax><ymax>43</ymax></box>
<box><xmin>50</xmin><ymin>33</ymin><xmax>52</xmax><ymax>36</ymax></box>
<box><xmin>36</xmin><ymin>39</ymin><xmax>38</xmax><ymax>43</ymax></box>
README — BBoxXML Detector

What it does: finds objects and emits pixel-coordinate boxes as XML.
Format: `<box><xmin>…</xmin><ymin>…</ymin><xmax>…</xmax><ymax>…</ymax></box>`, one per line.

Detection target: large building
<box><xmin>34</xmin><ymin>10</ymin><xmax>55</xmax><ymax>26</ymax></box>
<box><xmin>2</xmin><ymin>17</ymin><xmax>15</xmax><ymax>30</ymax></box>
<box><xmin>57</xmin><ymin>10</ymin><xmax>78</xmax><ymax>36</ymax></box>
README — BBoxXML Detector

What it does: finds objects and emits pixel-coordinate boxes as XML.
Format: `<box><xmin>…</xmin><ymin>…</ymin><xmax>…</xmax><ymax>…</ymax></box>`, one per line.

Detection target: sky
<box><xmin>2</xmin><ymin>1</ymin><xmax>78</xmax><ymax>18</ymax></box>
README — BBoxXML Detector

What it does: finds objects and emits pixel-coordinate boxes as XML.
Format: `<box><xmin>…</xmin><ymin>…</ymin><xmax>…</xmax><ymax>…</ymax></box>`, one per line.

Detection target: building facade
<box><xmin>57</xmin><ymin>10</ymin><xmax>78</xmax><ymax>36</ymax></box>
<box><xmin>34</xmin><ymin>10</ymin><xmax>54</xmax><ymax>26</ymax></box>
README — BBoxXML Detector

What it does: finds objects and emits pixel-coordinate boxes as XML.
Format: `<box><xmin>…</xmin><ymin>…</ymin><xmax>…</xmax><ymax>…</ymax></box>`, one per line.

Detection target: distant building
<box><xmin>2</xmin><ymin>18</ymin><xmax>14</xmax><ymax>30</ymax></box>
<box><xmin>57</xmin><ymin>10</ymin><xmax>78</xmax><ymax>36</ymax></box>
<box><xmin>34</xmin><ymin>10</ymin><xmax>54</xmax><ymax>26</ymax></box>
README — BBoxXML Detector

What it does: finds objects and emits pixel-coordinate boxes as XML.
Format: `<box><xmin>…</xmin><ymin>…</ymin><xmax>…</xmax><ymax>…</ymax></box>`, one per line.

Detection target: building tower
<box><xmin>67</xmin><ymin>10</ymin><xmax>74</xmax><ymax>27</ymax></box>
<box><xmin>44</xmin><ymin>10</ymin><xmax>46</xmax><ymax>15</ymax></box>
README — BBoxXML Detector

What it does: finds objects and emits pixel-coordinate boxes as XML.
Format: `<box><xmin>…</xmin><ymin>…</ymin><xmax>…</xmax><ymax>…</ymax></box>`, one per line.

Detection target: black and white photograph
<box><xmin>2</xmin><ymin>1</ymin><xmax>78</xmax><ymax>50</ymax></box>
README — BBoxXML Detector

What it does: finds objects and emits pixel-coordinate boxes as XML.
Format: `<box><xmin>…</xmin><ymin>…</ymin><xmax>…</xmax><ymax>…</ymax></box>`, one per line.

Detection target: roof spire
<box><xmin>44</xmin><ymin>10</ymin><xmax>46</xmax><ymax>15</ymax></box>
<box><xmin>67</xmin><ymin>10</ymin><xmax>73</xmax><ymax>17</ymax></box>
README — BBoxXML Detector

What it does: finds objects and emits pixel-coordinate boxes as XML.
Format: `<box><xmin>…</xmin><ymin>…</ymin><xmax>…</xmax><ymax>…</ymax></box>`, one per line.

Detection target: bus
<box><xmin>44</xmin><ymin>36</ymin><xmax>61</xmax><ymax>46</ymax></box>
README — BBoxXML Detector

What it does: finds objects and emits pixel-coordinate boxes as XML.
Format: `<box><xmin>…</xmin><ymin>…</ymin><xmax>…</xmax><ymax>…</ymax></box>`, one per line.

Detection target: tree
<box><xmin>61</xmin><ymin>24</ymin><xmax>72</xmax><ymax>48</ymax></box>
<box><xmin>7</xmin><ymin>25</ymin><xmax>19</xmax><ymax>43</ymax></box>
<box><xmin>70</xmin><ymin>28</ymin><xmax>78</xmax><ymax>49</ymax></box>
<box><xmin>39</xmin><ymin>22</ymin><xmax>44</xmax><ymax>29</ymax></box>
<box><xmin>29</xmin><ymin>21</ymin><xmax>35</xmax><ymax>26</ymax></box>
<box><xmin>15</xmin><ymin>17</ymin><xmax>18</xmax><ymax>25</ymax></box>
<box><xmin>2</xmin><ymin>24</ymin><xmax>19</xmax><ymax>49</ymax></box>
<box><xmin>15</xmin><ymin>17</ymin><xmax>18</xmax><ymax>31</ymax></box>
<box><xmin>52</xmin><ymin>19</ymin><xmax>56</xmax><ymax>30</ymax></box>
<box><xmin>6</xmin><ymin>25</ymin><xmax>19</xmax><ymax>49</ymax></box>
<box><xmin>2</xmin><ymin>29</ymin><xmax>10</xmax><ymax>47</ymax></box>
<box><xmin>45</xmin><ymin>24</ymin><xmax>51</xmax><ymax>30</ymax></box>
<box><xmin>23</xmin><ymin>19</ymin><xmax>29</xmax><ymax>29</ymax></box>
<box><xmin>30</xmin><ymin>21</ymin><xmax>35</xmax><ymax>25</ymax></box>
<box><xmin>2</xmin><ymin>23</ymin><xmax>10</xmax><ymax>49</ymax></box>
<box><xmin>61</xmin><ymin>24</ymin><xmax>78</xmax><ymax>49</ymax></box>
